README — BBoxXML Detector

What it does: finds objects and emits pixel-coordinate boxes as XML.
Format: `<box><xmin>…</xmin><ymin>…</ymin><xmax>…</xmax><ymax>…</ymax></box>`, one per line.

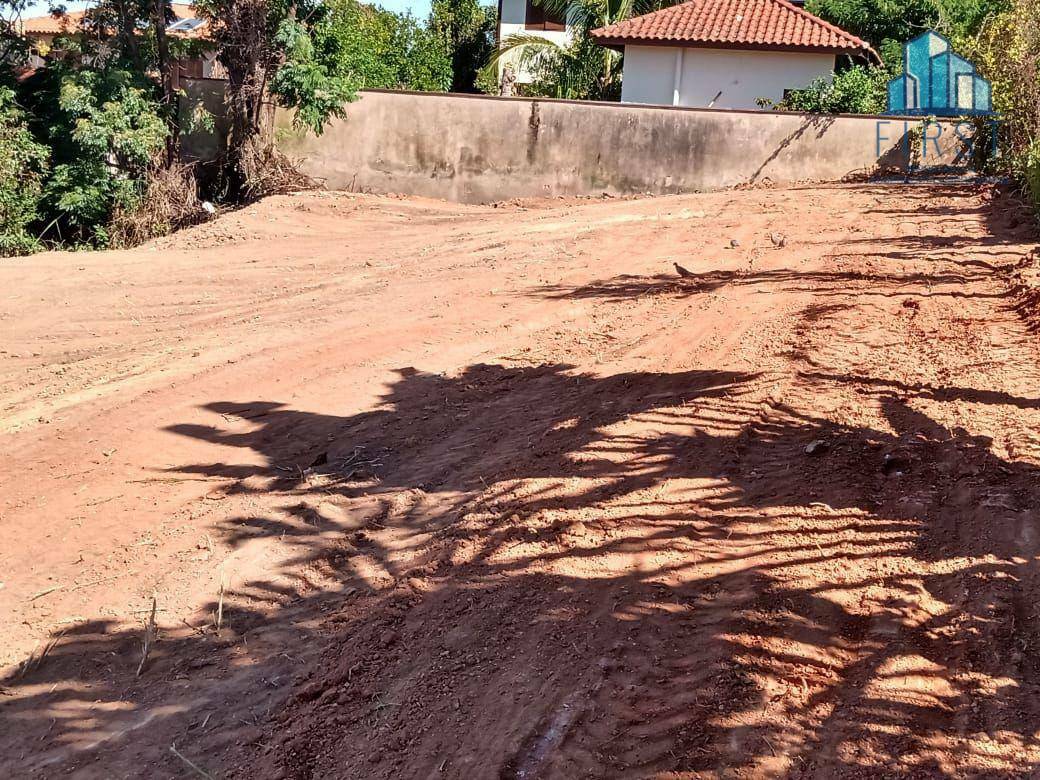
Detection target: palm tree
<box><xmin>487</xmin><ymin>0</ymin><xmax>680</xmax><ymax>100</ymax></box>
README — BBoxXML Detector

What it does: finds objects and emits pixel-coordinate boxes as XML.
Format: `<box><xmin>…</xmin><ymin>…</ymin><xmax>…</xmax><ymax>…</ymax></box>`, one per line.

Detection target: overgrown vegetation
<box><xmin>967</xmin><ymin>0</ymin><xmax>1040</xmax><ymax>205</ymax></box>
<box><xmin>20</xmin><ymin>63</ymin><xmax>170</xmax><ymax>248</ymax></box>
<box><xmin>0</xmin><ymin>86</ymin><xmax>47</xmax><ymax>256</ymax></box>
<box><xmin>0</xmin><ymin>0</ymin><xmax>499</xmax><ymax>256</ymax></box>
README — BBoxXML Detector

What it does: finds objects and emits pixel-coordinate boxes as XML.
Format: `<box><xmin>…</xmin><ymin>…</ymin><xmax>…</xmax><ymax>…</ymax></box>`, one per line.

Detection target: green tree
<box><xmin>429</xmin><ymin>0</ymin><xmax>497</xmax><ymax>93</ymax></box>
<box><xmin>320</xmin><ymin>0</ymin><xmax>451</xmax><ymax>92</ymax></box>
<box><xmin>805</xmin><ymin>0</ymin><xmax>1012</xmax><ymax>70</ymax></box>
<box><xmin>195</xmin><ymin>0</ymin><xmax>359</xmax><ymax>198</ymax></box>
<box><xmin>0</xmin><ymin>86</ymin><xmax>48</xmax><ymax>256</ymax></box>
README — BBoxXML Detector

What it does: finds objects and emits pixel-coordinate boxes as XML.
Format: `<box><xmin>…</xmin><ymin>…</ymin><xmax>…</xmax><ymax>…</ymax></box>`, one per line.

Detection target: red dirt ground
<box><xmin>1</xmin><ymin>182</ymin><xmax>1039</xmax><ymax>778</ymax></box>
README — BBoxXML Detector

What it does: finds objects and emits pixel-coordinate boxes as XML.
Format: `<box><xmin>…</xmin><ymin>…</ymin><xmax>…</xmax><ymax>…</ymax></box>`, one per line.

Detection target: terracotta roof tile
<box><xmin>592</xmin><ymin>0</ymin><xmax>876</xmax><ymax>57</ymax></box>
<box><xmin>22</xmin><ymin>4</ymin><xmax>204</xmax><ymax>37</ymax></box>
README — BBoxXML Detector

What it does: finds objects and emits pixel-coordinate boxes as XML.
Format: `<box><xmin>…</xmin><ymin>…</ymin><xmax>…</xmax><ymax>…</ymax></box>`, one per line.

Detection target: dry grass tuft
<box><xmin>110</xmin><ymin>162</ymin><xmax>211</xmax><ymax>248</ymax></box>
<box><xmin>238</xmin><ymin>136</ymin><xmax>317</xmax><ymax>201</ymax></box>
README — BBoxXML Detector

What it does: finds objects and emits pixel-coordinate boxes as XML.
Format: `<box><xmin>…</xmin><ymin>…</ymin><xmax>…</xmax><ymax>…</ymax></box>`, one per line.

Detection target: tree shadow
<box><xmin>5</xmin><ymin>356</ymin><xmax>1040</xmax><ymax>776</ymax></box>
<box><xmin>531</xmin><ymin>266</ymin><xmax>998</xmax><ymax>305</ymax></box>
<box><xmin>528</xmin><ymin>183</ymin><xmax>1036</xmax><ymax>313</ymax></box>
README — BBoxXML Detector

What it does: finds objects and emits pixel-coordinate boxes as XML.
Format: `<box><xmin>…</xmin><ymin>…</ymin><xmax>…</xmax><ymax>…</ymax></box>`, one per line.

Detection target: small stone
<box><xmin>805</xmin><ymin>440</ymin><xmax>828</xmax><ymax>456</ymax></box>
<box><xmin>565</xmin><ymin>521</ymin><xmax>588</xmax><ymax>537</ymax></box>
<box><xmin>730</xmin><ymin>239</ymin><xmax>741</xmax><ymax>248</ymax></box>
<box><xmin>379</xmin><ymin>629</ymin><xmax>398</xmax><ymax>647</ymax></box>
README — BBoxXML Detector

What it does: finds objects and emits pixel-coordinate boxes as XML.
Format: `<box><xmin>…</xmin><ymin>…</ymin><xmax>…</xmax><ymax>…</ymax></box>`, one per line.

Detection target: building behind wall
<box><xmin>591</xmin><ymin>0</ymin><xmax>878</xmax><ymax>111</ymax></box>
<box><xmin>496</xmin><ymin>0</ymin><xmax>572</xmax><ymax>86</ymax></box>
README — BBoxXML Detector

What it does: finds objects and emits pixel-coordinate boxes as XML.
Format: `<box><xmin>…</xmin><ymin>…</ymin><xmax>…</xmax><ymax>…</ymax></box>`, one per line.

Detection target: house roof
<box><xmin>22</xmin><ymin>4</ymin><xmax>208</xmax><ymax>38</ymax></box>
<box><xmin>591</xmin><ymin>0</ymin><xmax>878</xmax><ymax>59</ymax></box>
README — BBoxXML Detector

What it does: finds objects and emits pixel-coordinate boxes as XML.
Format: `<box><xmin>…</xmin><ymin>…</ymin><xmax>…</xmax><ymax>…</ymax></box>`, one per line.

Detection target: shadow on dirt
<box><xmin>4</xmin><ymin>181</ymin><xmax>1040</xmax><ymax>778</ymax></box>
<box><xmin>6</xmin><ymin>353</ymin><xmax>1040</xmax><ymax>777</ymax></box>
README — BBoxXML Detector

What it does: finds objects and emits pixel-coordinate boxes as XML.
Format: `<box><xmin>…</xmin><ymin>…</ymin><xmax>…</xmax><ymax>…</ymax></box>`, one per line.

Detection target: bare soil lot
<box><xmin>2</xmin><ymin>183</ymin><xmax>1039</xmax><ymax>778</ymax></box>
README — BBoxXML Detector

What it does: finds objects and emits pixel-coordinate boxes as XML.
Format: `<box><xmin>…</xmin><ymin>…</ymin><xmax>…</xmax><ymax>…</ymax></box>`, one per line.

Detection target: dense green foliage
<box><xmin>0</xmin><ymin>87</ymin><xmax>48</xmax><ymax>256</ymax></box>
<box><xmin>805</xmin><ymin>0</ymin><xmax>1009</xmax><ymax>70</ymax></box>
<box><xmin>429</xmin><ymin>0</ymin><xmax>497</xmax><ymax>92</ymax></box>
<box><xmin>320</xmin><ymin>0</ymin><xmax>452</xmax><ymax>93</ymax></box>
<box><xmin>18</xmin><ymin>65</ymin><xmax>169</xmax><ymax>247</ymax></box>
<box><xmin>966</xmin><ymin>0</ymin><xmax>1040</xmax><ymax>204</ymax></box>
<box><xmin>0</xmin><ymin>1</ymin><xmax>179</xmax><ymax>249</ymax></box>
<box><xmin>776</xmin><ymin>65</ymin><xmax>889</xmax><ymax>114</ymax></box>
<box><xmin>308</xmin><ymin>0</ymin><xmax>495</xmax><ymax>96</ymax></box>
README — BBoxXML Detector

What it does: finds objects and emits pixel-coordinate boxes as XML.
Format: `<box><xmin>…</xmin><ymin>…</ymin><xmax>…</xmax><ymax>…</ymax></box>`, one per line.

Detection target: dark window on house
<box><xmin>525</xmin><ymin>0</ymin><xmax>566</xmax><ymax>31</ymax></box>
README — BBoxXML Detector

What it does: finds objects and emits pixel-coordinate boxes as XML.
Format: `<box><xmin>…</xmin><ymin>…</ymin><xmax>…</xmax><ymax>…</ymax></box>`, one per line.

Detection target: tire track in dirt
<box><xmin>2</xmin><ymin>183</ymin><xmax>1039</xmax><ymax>778</ymax></box>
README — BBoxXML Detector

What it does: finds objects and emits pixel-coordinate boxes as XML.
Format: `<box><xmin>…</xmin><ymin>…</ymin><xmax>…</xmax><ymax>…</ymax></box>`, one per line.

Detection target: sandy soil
<box><xmin>1</xmin><ymin>182</ymin><xmax>1039</xmax><ymax>778</ymax></box>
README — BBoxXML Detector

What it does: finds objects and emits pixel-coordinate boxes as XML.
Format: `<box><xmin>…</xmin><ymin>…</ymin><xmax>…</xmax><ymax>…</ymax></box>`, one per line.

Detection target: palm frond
<box><xmin>485</xmin><ymin>31</ymin><xmax>566</xmax><ymax>72</ymax></box>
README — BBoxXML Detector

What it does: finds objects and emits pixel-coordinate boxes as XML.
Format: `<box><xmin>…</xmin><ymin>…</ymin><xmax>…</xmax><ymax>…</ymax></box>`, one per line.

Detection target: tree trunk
<box><xmin>153</xmin><ymin>0</ymin><xmax>178</xmax><ymax>165</ymax></box>
<box><xmin>113</xmin><ymin>0</ymin><xmax>143</xmax><ymax>72</ymax></box>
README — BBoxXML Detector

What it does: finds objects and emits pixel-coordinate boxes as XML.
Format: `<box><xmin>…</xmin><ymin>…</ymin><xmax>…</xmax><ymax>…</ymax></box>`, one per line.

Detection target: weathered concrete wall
<box><xmin>272</xmin><ymin>90</ymin><xmax>970</xmax><ymax>203</ymax></box>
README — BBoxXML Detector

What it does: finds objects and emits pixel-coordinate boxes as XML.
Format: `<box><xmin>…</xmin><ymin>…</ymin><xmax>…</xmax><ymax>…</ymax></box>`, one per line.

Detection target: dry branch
<box><xmin>137</xmin><ymin>595</ymin><xmax>158</xmax><ymax>676</ymax></box>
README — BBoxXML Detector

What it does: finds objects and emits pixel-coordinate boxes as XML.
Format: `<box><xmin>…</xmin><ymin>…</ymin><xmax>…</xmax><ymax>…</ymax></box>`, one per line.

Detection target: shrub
<box><xmin>967</xmin><ymin>0</ymin><xmax>1040</xmax><ymax>208</ymax></box>
<box><xmin>19</xmin><ymin>64</ymin><xmax>169</xmax><ymax>248</ymax></box>
<box><xmin>775</xmin><ymin>66</ymin><xmax>890</xmax><ymax>115</ymax></box>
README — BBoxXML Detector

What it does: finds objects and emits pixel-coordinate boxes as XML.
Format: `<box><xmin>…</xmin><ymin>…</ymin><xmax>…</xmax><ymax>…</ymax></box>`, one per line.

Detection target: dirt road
<box><xmin>2</xmin><ymin>182</ymin><xmax>1039</xmax><ymax>778</ymax></box>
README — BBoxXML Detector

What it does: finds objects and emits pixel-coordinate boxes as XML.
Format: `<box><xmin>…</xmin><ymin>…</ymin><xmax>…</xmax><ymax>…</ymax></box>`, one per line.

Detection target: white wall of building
<box><xmin>620</xmin><ymin>46</ymin><xmax>836</xmax><ymax>110</ymax></box>
<box><xmin>498</xmin><ymin>0</ymin><xmax>570</xmax><ymax>83</ymax></box>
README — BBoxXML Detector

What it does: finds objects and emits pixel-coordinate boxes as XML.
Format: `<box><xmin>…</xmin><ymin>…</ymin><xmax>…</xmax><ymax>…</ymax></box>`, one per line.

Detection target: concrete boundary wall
<box><xmin>263</xmin><ymin>90</ymin><xmax>972</xmax><ymax>203</ymax></box>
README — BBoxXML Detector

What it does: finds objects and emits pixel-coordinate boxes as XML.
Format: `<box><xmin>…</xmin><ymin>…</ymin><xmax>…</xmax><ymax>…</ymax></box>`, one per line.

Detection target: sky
<box><xmin>22</xmin><ymin>0</ymin><xmax>434</xmax><ymax>20</ymax></box>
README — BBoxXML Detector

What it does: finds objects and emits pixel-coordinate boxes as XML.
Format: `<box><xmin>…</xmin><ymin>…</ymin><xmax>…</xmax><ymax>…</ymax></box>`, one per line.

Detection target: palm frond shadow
<box><xmin>6</xmin><ymin>356</ymin><xmax>1040</xmax><ymax>776</ymax></box>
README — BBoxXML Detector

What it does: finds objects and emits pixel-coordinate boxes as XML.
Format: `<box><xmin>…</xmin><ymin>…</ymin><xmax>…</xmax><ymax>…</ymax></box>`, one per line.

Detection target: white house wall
<box><xmin>618</xmin><ymin>45</ymin><xmax>675</xmax><ymax>106</ymax></box>
<box><xmin>498</xmin><ymin>0</ymin><xmax>570</xmax><ymax>83</ymax></box>
<box><xmin>621</xmin><ymin>46</ymin><xmax>836</xmax><ymax>110</ymax></box>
